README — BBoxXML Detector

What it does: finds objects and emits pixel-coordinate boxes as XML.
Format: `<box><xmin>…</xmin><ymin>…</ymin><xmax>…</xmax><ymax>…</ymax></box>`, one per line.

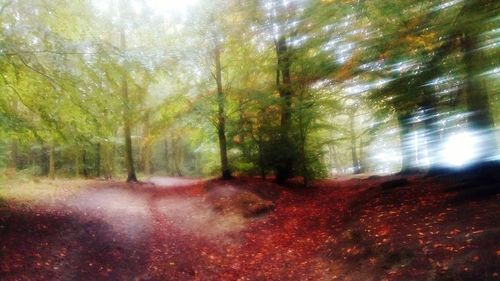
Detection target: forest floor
<box><xmin>0</xmin><ymin>174</ymin><xmax>499</xmax><ymax>281</ymax></box>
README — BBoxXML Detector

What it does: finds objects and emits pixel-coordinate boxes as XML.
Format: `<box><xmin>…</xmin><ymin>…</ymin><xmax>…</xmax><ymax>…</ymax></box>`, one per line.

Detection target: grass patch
<box><xmin>0</xmin><ymin>178</ymin><xmax>90</xmax><ymax>204</ymax></box>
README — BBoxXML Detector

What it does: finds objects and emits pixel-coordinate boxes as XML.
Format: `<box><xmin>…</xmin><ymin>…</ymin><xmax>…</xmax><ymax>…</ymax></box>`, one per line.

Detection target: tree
<box><xmin>458</xmin><ymin>0</ymin><xmax>498</xmax><ymax>160</ymax></box>
<box><xmin>119</xmin><ymin>27</ymin><xmax>138</xmax><ymax>182</ymax></box>
<box><xmin>212</xmin><ymin>31</ymin><xmax>232</xmax><ymax>179</ymax></box>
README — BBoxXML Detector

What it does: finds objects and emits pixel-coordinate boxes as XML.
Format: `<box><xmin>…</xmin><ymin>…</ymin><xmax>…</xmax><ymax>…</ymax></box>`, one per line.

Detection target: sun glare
<box><xmin>146</xmin><ymin>0</ymin><xmax>198</xmax><ymax>15</ymax></box>
<box><xmin>440</xmin><ymin>131</ymin><xmax>479</xmax><ymax>167</ymax></box>
<box><xmin>92</xmin><ymin>0</ymin><xmax>198</xmax><ymax>16</ymax></box>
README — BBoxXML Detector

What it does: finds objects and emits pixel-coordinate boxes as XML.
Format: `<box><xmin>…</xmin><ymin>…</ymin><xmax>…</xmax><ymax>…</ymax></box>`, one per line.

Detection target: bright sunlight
<box><xmin>1</xmin><ymin>0</ymin><xmax>499</xmax><ymax>280</ymax></box>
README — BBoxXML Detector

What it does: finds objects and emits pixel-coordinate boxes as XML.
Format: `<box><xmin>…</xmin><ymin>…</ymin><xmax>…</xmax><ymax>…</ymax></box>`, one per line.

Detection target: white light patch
<box><xmin>440</xmin><ymin>131</ymin><xmax>479</xmax><ymax>167</ymax></box>
<box><xmin>66</xmin><ymin>188</ymin><xmax>152</xmax><ymax>241</ymax></box>
<box><xmin>146</xmin><ymin>0</ymin><xmax>198</xmax><ymax>15</ymax></box>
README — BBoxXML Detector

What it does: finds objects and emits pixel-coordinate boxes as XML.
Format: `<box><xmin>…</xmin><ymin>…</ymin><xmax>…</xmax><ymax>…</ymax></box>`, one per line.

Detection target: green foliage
<box><xmin>0</xmin><ymin>0</ymin><xmax>497</xmax><ymax>181</ymax></box>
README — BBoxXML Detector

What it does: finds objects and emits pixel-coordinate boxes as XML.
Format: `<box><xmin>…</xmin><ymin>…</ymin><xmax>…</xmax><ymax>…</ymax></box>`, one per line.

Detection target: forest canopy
<box><xmin>0</xmin><ymin>0</ymin><xmax>498</xmax><ymax>183</ymax></box>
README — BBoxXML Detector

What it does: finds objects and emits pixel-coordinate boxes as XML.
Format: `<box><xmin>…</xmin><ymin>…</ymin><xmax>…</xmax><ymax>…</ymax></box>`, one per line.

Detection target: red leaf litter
<box><xmin>1</xmin><ymin>176</ymin><xmax>499</xmax><ymax>280</ymax></box>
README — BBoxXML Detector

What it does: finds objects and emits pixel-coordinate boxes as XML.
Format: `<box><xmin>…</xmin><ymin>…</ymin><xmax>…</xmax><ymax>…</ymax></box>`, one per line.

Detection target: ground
<box><xmin>0</xmin><ymin>175</ymin><xmax>499</xmax><ymax>281</ymax></box>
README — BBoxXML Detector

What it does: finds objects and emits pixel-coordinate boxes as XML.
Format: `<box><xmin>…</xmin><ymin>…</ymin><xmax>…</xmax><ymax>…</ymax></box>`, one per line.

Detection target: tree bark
<box><xmin>8</xmin><ymin>139</ymin><xmax>18</xmax><ymax>175</ymax></box>
<box><xmin>420</xmin><ymin>96</ymin><xmax>442</xmax><ymax>169</ymax></box>
<box><xmin>48</xmin><ymin>144</ymin><xmax>55</xmax><ymax>180</ymax></box>
<box><xmin>82</xmin><ymin>149</ymin><xmax>89</xmax><ymax>178</ymax></box>
<box><xmin>120</xmin><ymin>29</ymin><xmax>138</xmax><ymax>183</ymax></box>
<box><xmin>258</xmin><ymin>139</ymin><xmax>266</xmax><ymax>179</ymax></box>
<box><xmin>144</xmin><ymin>145</ymin><xmax>152</xmax><ymax>175</ymax></box>
<box><xmin>455</xmin><ymin>0</ymin><xmax>498</xmax><ymax>161</ymax></box>
<box><xmin>214</xmin><ymin>44</ymin><xmax>231</xmax><ymax>180</ymax></box>
<box><xmin>142</xmin><ymin>112</ymin><xmax>152</xmax><ymax>175</ymax></box>
<box><xmin>461</xmin><ymin>33</ymin><xmax>497</xmax><ymax>158</ymax></box>
<box><xmin>238</xmin><ymin>101</ymin><xmax>250</xmax><ymax>160</ymax></box>
<box><xmin>329</xmin><ymin>144</ymin><xmax>341</xmax><ymax>175</ymax></box>
<box><xmin>94</xmin><ymin>142</ymin><xmax>101</xmax><ymax>177</ymax></box>
<box><xmin>300</xmin><ymin>135</ymin><xmax>308</xmax><ymax>186</ymax></box>
<box><xmin>397</xmin><ymin>113</ymin><xmax>417</xmax><ymax>173</ymax></box>
<box><xmin>8</xmin><ymin>99</ymin><xmax>18</xmax><ymax>176</ymax></box>
<box><xmin>359</xmin><ymin>137</ymin><xmax>366</xmax><ymax>173</ymax></box>
<box><xmin>275</xmin><ymin>36</ymin><xmax>293</xmax><ymax>184</ymax></box>
<box><xmin>173</xmin><ymin>137</ymin><xmax>183</xmax><ymax>177</ymax></box>
<box><xmin>164</xmin><ymin>138</ymin><xmax>170</xmax><ymax>175</ymax></box>
<box><xmin>102</xmin><ymin>142</ymin><xmax>114</xmax><ymax>179</ymax></box>
<box><xmin>75</xmin><ymin>146</ymin><xmax>81</xmax><ymax>177</ymax></box>
<box><xmin>349</xmin><ymin>110</ymin><xmax>361</xmax><ymax>174</ymax></box>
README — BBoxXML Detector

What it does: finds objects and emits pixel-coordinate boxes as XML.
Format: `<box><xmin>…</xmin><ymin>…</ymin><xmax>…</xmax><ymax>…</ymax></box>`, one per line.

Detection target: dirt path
<box><xmin>1</xmin><ymin>176</ymin><xmax>499</xmax><ymax>280</ymax></box>
<box><xmin>0</xmin><ymin>177</ymin><xmax>259</xmax><ymax>280</ymax></box>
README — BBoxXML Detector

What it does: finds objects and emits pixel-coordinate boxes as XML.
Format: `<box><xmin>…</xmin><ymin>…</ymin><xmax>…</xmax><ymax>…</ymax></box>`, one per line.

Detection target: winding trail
<box><xmin>1</xmin><ymin>176</ymin><xmax>499</xmax><ymax>280</ymax></box>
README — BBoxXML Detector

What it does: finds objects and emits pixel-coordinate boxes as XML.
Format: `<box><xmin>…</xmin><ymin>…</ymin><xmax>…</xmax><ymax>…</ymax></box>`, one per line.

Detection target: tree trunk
<box><xmin>40</xmin><ymin>142</ymin><xmax>49</xmax><ymax>176</ymax></box>
<box><xmin>300</xmin><ymin>136</ymin><xmax>308</xmax><ymax>186</ymax></box>
<box><xmin>164</xmin><ymin>138</ymin><xmax>170</xmax><ymax>175</ymax></box>
<box><xmin>120</xmin><ymin>29</ymin><xmax>138</xmax><ymax>183</ymax></box>
<box><xmin>258</xmin><ymin>140</ymin><xmax>266</xmax><ymax>179</ymax></box>
<box><xmin>7</xmin><ymin>99</ymin><xmax>18</xmax><ymax>176</ymax></box>
<box><xmin>359</xmin><ymin>138</ymin><xmax>366</xmax><ymax>173</ymax></box>
<box><xmin>102</xmin><ymin>142</ymin><xmax>114</xmax><ymax>179</ymax></box>
<box><xmin>8</xmin><ymin>139</ymin><xmax>18</xmax><ymax>176</ymax></box>
<box><xmin>349</xmin><ymin>110</ymin><xmax>361</xmax><ymax>174</ymax></box>
<box><xmin>461</xmin><ymin>30</ymin><xmax>497</xmax><ymax>159</ymax></box>
<box><xmin>329</xmin><ymin>140</ymin><xmax>342</xmax><ymax>175</ymax></box>
<box><xmin>275</xmin><ymin>36</ymin><xmax>293</xmax><ymax>184</ymax></box>
<box><xmin>238</xmin><ymin>101</ymin><xmax>250</xmax><ymax>160</ymax></box>
<box><xmin>142</xmin><ymin>112</ymin><xmax>152</xmax><ymax>175</ymax></box>
<box><xmin>397</xmin><ymin>113</ymin><xmax>417</xmax><ymax>173</ymax></box>
<box><xmin>214</xmin><ymin>44</ymin><xmax>231</xmax><ymax>180</ymax></box>
<box><xmin>144</xmin><ymin>145</ymin><xmax>152</xmax><ymax>175</ymax></box>
<box><xmin>75</xmin><ymin>146</ymin><xmax>81</xmax><ymax>177</ymax></box>
<box><xmin>82</xmin><ymin>149</ymin><xmax>89</xmax><ymax>178</ymax></box>
<box><xmin>123</xmin><ymin>98</ymin><xmax>137</xmax><ymax>182</ymax></box>
<box><xmin>173</xmin><ymin>137</ymin><xmax>183</xmax><ymax>177</ymax></box>
<box><xmin>94</xmin><ymin>142</ymin><xmax>101</xmax><ymax>177</ymax></box>
<box><xmin>438</xmin><ymin>0</ymin><xmax>497</xmax><ymax>163</ymax></box>
<box><xmin>29</xmin><ymin>146</ymin><xmax>36</xmax><ymax>173</ymax></box>
<box><xmin>421</xmin><ymin>97</ymin><xmax>442</xmax><ymax>170</ymax></box>
<box><xmin>48</xmin><ymin>144</ymin><xmax>55</xmax><ymax>180</ymax></box>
